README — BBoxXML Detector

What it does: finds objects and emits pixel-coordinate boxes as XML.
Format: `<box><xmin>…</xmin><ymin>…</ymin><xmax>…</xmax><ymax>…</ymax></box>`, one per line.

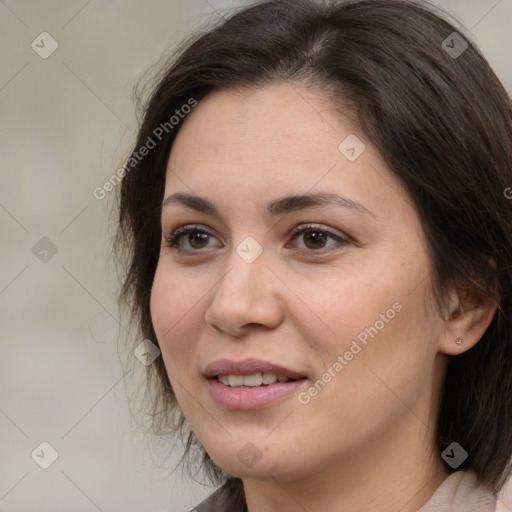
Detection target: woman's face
<box><xmin>150</xmin><ymin>83</ymin><xmax>449</xmax><ymax>482</ymax></box>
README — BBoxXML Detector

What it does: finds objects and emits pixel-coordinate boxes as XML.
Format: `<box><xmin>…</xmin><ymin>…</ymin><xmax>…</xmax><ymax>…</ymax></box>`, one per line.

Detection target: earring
<box><xmin>455</xmin><ymin>338</ymin><xmax>463</xmax><ymax>345</ymax></box>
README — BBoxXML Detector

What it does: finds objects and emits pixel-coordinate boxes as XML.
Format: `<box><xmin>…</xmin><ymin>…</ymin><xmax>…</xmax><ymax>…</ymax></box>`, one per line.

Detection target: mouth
<box><xmin>214</xmin><ymin>372</ymin><xmax>300</xmax><ymax>388</ymax></box>
<box><xmin>204</xmin><ymin>358</ymin><xmax>307</xmax><ymax>379</ymax></box>
<box><xmin>204</xmin><ymin>358</ymin><xmax>308</xmax><ymax>410</ymax></box>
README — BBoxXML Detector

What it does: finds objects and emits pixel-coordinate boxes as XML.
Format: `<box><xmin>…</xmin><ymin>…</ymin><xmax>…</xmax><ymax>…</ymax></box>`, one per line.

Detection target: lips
<box><xmin>203</xmin><ymin>358</ymin><xmax>307</xmax><ymax>380</ymax></box>
<box><xmin>204</xmin><ymin>358</ymin><xmax>308</xmax><ymax>410</ymax></box>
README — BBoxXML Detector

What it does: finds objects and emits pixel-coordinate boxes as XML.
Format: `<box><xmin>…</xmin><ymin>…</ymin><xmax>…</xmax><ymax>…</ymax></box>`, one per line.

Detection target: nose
<box><xmin>204</xmin><ymin>243</ymin><xmax>284</xmax><ymax>338</ymax></box>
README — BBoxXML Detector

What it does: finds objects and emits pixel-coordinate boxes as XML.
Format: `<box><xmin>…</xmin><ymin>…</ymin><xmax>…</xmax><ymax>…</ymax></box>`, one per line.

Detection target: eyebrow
<box><xmin>162</xmin><ymin>191</ymin><xmax>375</xmax><ymax>218</ymax></box>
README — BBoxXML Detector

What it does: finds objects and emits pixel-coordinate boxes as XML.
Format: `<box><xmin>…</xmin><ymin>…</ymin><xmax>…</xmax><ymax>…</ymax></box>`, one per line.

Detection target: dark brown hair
<box><xmin>116</xmin><ymin>0</ymin><xmax>512</xmax><ymax>501</ymax></box>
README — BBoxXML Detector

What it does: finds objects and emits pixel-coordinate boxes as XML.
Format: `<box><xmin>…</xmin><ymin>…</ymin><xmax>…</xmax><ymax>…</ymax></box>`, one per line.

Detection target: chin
<box><xmin>203</xmin><ymin>438</ymin><xmax>304</xmax><ymax>482</ymax></box>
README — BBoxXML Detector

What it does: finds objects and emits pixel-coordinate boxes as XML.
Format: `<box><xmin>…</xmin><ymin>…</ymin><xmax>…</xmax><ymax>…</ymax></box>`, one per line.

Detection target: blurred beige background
<box><xmin>0</xmin><ymin>1</ymin><xmax>511</xmax><ymax>511</ymax></box>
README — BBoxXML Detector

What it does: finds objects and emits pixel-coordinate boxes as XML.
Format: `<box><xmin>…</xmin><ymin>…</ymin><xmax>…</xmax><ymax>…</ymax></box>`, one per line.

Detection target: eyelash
<box><xmin>163</xmin><ymin>223</ymin><xmax>350</xmax><ymax>255</ymax></box>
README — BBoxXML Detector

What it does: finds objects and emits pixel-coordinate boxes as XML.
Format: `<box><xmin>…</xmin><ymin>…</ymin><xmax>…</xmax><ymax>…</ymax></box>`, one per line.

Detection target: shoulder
<box><xmin>188</xmin><ymin>483</ymin><xmax>244</xmax><ymax>512</ymax></box>
<box><xmin>187</xmin><ymin>471</ymin><xmax>498</xmax><ymax>511</ymax></box>
<box><xmin>419</xmin><ymin>470</ymin><xmax>498</xmax><ymax>512</ymax></box>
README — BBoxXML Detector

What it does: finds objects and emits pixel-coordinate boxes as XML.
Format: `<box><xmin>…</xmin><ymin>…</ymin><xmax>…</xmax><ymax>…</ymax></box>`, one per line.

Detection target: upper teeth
<box><xmin>217</xmin><ymin>373</ymin><xmax>290</xmax><ymax>387</ymax></box>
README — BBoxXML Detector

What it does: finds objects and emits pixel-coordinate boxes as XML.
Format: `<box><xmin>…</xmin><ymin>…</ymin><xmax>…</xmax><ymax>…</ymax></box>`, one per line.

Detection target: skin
<box><xmin>150</xmin><ymin>82</ymin><xmax>497</xmax><ymax>512</ymax></box>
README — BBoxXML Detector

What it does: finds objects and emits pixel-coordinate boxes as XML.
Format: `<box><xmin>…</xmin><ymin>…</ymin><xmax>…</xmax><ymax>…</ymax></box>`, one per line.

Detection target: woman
<box><xmin>116</xmin><ymin>0</ymin><xmax>512</xmax><ymax>510</ymax></box>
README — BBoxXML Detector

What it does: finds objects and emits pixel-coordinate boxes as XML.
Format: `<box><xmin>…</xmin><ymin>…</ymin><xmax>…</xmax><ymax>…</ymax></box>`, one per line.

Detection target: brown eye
<box><xmin>165</xmin><ymin>225</ymin><xmax>221</xmax><ymax>252</ymax></box>
<box><xmin>187</xmin><ymin>232</ymin><xmax>209</xmax><ymax>249</ymax></box>
<box><xmin>288</xmin><ymin>224</ymin><xmax>349</xmax><ymax>253</ymax></box>
<box><xmin>301</xmin><ymin>229</ymin><xmax>328</xmax><ymax>250</ymax></box>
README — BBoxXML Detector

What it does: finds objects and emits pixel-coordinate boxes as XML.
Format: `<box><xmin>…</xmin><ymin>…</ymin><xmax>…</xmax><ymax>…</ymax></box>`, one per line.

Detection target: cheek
<box><xmin>149</xmin><ymin>263</ymin><xmax>200</xmax><ymax>375</ymax></box>
<box><xmin>149</xmin><ymin>263</ymin><xmax>212</xmax><ymax>422</ymax></box>
<box><xmin>328</xmin><ymin>296</ymin><xmax>437</xmax><ymax>424</ymax></box>
<box><xmin>288</xmin><ymin>266</ymin><xmax>398</xmax><ymax>349</ymax></box>
<box><xmin>292</xmin><ymin>261</ymin><xmax>439</xmax><ymax>408</ymax></box>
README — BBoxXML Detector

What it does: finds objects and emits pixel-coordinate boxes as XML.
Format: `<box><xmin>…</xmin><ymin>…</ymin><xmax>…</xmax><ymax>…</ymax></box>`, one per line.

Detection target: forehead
<box><xmin>168</xmin><ymin>83</ymin><xmax>353</xmax><ymax>167</ymax></box>
<box><xmin>164</xmin><ymin>83</ymin><xmax>409</xmax><ymax>220</ymax></box>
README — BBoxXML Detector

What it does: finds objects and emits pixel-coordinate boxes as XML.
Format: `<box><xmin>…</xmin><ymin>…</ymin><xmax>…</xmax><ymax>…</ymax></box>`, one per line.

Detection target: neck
<box><xmin>242</xmin><ymin>418</ymin><xmax>450</xmax><ymax>512</ymax></box>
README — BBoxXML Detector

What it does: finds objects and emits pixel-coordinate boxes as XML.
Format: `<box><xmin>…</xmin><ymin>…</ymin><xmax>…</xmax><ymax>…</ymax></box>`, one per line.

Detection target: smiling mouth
<box><xmin>206</xmin><ymin>363</ymin><xmax>308</xmax><ymax>409</ymax></box>
<box><xmin>214</xmin><ymin>372</ymin><xmax>301</xmax><ymax>388</ymax></box>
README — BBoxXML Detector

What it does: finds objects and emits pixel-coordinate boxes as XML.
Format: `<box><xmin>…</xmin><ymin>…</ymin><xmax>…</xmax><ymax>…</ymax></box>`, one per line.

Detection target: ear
<box><xmin>438</xmin><ymin>284</ymin><xmax>498</xmax><ymax>356</ymax></box>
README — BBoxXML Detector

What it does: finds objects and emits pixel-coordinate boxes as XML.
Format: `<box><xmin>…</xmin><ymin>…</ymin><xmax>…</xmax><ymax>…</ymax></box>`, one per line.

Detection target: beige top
<box><xmin>418</xmin><ymin>470</ymin><xmax>497</xmax><ymax>511</ymax></box>
<box><xmin>190</xmin><ymin>471</ymin><xmax>497</xmax><ymax>511</ymax></box>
